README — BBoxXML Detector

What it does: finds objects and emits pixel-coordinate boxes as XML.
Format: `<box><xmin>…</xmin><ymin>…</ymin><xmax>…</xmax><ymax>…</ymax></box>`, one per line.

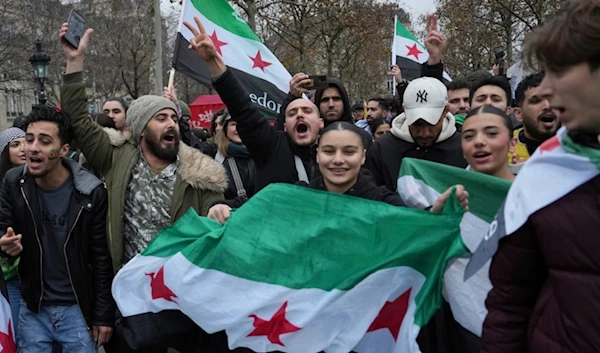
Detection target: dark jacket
<box><xmin>202</xmin><ymin>143</ymin><xmax>256</xmax><ymax>200</ymax></box>
<box><xmin>482</xmin><ymin>174</ymin><xmax>600</xmax><ymax>353</ymax></box>
<box><xmin>297</xmin><ymin>172</ymin><xmax>405</xmax><ymax>206</ymax></box>
<box><xmin>0</xmin><ymin>158</ymin><xmax>115</xmax><ymax>328</ymax></box>
<box><xmin>366</xmin><ymin>131</ymin><xmax>467</xmax><ymax>192</ymax></box>
<box><xmin>213</xmin><ymin>68</ymin><xmax>321</xmax><ymax>192</ymax></box>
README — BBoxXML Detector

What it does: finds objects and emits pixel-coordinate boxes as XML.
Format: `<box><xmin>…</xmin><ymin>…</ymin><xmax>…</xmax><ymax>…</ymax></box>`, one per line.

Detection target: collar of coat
<box><xmin>103</xmin><ymin>127</ymin><xmax>228</xmax><ymax>193</ymax></box>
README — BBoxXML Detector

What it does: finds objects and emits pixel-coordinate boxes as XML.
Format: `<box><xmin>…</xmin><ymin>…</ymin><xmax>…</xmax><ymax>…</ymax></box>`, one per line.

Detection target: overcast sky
<box><xmin>404</xmin><ymin>0</ymin><xmax>437</xmax><ymax>20</ymax></box>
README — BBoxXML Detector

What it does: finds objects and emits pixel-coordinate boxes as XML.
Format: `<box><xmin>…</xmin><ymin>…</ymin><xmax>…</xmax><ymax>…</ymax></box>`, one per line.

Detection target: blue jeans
<box><xmin>6</xmin><ymin>276</ymin><xmax>21</xmax><ymax>330</ymax></box>
<box><xmin>18</xmin><ymin>302</ymin><xmax>96</xmax><ymax>353</ymax></box>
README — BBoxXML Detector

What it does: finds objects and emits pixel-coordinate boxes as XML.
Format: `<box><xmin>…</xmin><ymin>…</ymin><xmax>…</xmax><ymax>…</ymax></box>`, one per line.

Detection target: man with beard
<box><xmin>283</xmin><ymin>74</ymin><xmax>373</xmax><ymax>149</ymax></box>
<box><xmin>510</xmin><ymin>73</ymin><xmax>560</xmax><ymax>164</ymax></box>
<box><xmin>366</xmin><ymin>98</ymin><xmax>390</xmax><ymax>124</ymax></box>
<box><xmin>446</xmin><ymin>79</ymin><xmax>471</xmax><ymax>116</ymax></box>
<box><xmin>57</xmin><ymin>24</ymin><xmax>227</xmax><ymax>274</ymax></box>
<box><xmin>59</xmin><ymin>23</ymin><xmax>227</xmax><ymax>353</ymax></box>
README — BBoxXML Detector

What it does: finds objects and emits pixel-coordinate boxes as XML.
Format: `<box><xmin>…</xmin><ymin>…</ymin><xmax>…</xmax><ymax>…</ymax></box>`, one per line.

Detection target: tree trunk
<box><xmin>247</xmin><ymin>0</ymin><xmax>257</xmax><ymax>32</ymax></box>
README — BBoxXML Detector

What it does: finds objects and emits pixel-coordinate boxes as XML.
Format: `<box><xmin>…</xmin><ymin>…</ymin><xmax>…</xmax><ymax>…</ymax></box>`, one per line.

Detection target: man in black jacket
<box><xmin>0</xmin><ymin>106</ymin><xmax>114</xmax><ymax>352</ymax></box>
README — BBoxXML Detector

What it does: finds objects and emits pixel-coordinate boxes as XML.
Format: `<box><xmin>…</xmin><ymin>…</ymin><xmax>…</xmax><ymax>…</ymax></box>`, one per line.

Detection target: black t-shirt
<box><xmin>38</xmin><ymin>174</ymin><xmax>76</xmax><ymax>305</ymax></box>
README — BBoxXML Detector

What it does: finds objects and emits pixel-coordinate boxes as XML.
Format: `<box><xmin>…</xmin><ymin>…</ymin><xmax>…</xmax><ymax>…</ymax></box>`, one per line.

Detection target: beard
<box><xmin>522</xmin><ymin>118</ymin><xmax>559</xmax><ymax>142</ymax></box>
<box><xmin>144</xmin><ymin>127</ymin><xmax>180</xmax><ymax>162</ymax></box>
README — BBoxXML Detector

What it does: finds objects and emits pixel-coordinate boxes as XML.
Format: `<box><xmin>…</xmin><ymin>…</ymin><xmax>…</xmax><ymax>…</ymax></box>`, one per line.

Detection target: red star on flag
<box><xmin>145</xmin><ymin>266</ymin><xmax>177</xmax><ymax>303</ymax></box>
<box><xmin>406</xmin><ymin>44</ymin><xmax>423</xmax><ymax>61</ymax></box>
<box><xmin>209</xmin><ymin>31</ymin><xmax>228</xmax><ymax>56</ymax></box>
<box><xmin>247</xmin><ymin>301</ymin><xmax>301</xmax><ymax>346</ymax></box>
<box><xmin>539</xmin><ymin>136</ymin><xmax>560</xmax><ymax>154</ymax></box>
<box><xmin>0</xmin><ymin>319</ymin><xmax>16</xmax><ymax>353</ymax></box>
<box><xmin>367</xmin><ymin>288</ymin><xmax>412</xmax><ymax>341</ymax></box>
<box><xmin>249</xmin><ymin>50</ymin><xmax>272</xmax><ymax>72</ymax></box>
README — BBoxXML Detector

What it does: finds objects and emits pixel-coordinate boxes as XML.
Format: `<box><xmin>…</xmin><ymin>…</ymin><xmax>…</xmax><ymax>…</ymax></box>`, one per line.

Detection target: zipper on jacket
<box><xmin>20</xmin><ymin>184</ymin><xmax>44</xmax><ymax>312</ymax></box>
<box><xmin>64</xmin><ymin>205</ymin><xmax>89</xmax><ymax>330</ymax></box>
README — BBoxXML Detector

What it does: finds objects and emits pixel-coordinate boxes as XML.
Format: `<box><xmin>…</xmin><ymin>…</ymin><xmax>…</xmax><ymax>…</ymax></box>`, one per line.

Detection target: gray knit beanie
<box><xmin>0</xmin><ymin>127</ymin><xmax>26</xmax><ymax>154</ymax></box>
<box><xmin>126</xmin><ymin>95</ymin><xmax>177</xmax><ymax>143</ymax></box>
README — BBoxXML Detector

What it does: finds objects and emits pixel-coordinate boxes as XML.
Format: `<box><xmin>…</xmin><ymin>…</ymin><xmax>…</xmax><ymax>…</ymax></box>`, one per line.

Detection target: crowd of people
<box><xmin>0</xmin><ymin>0</ymin><xmax>598</xmax><ymax>352</ymax></box>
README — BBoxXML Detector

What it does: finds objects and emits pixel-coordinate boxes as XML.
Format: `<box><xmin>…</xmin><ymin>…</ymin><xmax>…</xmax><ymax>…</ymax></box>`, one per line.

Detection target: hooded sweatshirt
<box><xmin>365</xmin><ymin>112</ymin><xmax>467</xmax><ymax>192</ymax></box>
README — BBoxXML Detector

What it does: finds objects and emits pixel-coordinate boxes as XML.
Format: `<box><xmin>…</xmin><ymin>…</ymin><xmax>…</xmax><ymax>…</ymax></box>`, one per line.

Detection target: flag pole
<box><xmin>392</xmin><ymin>15</ymin><xmax>397</xmax><ymax>97</ymax></box>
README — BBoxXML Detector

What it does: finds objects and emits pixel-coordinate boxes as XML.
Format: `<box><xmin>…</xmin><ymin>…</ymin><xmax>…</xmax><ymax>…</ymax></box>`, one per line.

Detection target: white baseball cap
<box><xmin>403</xmin><ymin>77</ymin><xmax>448</xmax><ymax>125</ymax></box>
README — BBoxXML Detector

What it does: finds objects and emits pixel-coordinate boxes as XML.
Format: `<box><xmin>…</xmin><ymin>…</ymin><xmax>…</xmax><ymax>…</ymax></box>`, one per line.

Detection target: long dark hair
<box><xmin>0</xmin><ymin>149</ymin><xmax>12</xmax><ymax>180</ymax></box>
<box><xmin>370</xmin><ymin>118</ymin><xmax>391</xmax><ymax>137</ymax></box>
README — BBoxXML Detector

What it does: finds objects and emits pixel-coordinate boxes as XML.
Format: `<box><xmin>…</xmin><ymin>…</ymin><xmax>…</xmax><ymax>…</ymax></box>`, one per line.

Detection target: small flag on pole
<box><xmin>172</xmin><ymin>0</ymin><xmax>291</xmax><ymax>121</ymax></box>
<box><xmin>392</xmin><ymin>17</ymin><xmax>452</xmax><ymax>82</ymax></box>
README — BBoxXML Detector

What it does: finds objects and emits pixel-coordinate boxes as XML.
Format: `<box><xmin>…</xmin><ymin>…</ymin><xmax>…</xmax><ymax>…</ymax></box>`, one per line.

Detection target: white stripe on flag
<box><xmin>114</xmin><ymin>252</ymin><xmax>426</xmax><ymax>353</ymax></box>
<box><xmin>397</xmin><ymin>176</ymin><xmax>492</xmax><ymax>337</ymax></box>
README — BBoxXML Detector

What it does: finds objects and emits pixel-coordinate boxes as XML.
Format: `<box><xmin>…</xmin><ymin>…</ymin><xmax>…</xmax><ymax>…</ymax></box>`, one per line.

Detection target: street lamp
<box><xmin>29</xmin><ymin>40</ymin><xmax>51</xmax><ymax>105</ymax></box>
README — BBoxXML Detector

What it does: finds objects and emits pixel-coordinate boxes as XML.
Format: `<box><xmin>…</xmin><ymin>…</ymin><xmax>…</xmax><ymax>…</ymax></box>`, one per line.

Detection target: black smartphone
<box><xmin>64</xmin><ymin>9</ymin><xmax>86</xmax><ymax>49</ymax></box>
<box><xmin>306</xmin><ymin>75</ymin><xmax>328</xmax><ymax>90</ymax></box>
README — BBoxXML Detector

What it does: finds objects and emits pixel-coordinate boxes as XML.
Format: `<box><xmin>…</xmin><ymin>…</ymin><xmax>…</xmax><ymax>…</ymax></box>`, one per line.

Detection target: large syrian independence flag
<box><xmin>397</xmin><ymin>158</ymin><xmax>511</xmax><ymax>336</ymax></box>
<box><xmin>392</xmin><ymin>17</ymin><xmax>451</xmax><ymax>82</ymax></box>
<box><xmin>0</xmin><ymin>273</ymin><xmax>15</xmax><ymax>353</ymax></box>
<box><xmin>173</xmin><ymin>0</ymin><xmax>291</xmax><ymax>121</ymax></box>
<box><xmin>113</xmin><ymin>184</ymin><xmax>467</xmax><ymax>353</ymax></box>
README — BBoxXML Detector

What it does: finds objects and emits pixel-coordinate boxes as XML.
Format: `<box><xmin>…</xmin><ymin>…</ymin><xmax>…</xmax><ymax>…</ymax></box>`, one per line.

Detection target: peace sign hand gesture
<box><xmin>424</xmin><ymin>14</ymin><xmax>448</xmax><ymax>65</ymax></box>
<box><xmin>183</xmin><ymin>16</ymin><xmax>226</xmax><ymax>76</ymax></box>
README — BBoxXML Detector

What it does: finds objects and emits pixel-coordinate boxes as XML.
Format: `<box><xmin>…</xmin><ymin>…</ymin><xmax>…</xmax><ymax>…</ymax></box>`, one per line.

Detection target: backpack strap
<box><xmin>226</xmin><ymin>157</ymin><xmax>247</xmax><ymax>198</ymax></box>
<box><xmin>294</xmin><ymin>155</ymin><xmax>309</xmax><ymax>183</ymax></box>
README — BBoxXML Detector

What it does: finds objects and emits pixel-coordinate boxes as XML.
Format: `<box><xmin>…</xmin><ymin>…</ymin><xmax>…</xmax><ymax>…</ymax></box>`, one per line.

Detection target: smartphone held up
<box><xmin>63</xmin><ymin>9</ymin><xmax>86</xmax><ymax>49</ymax></box>
<box><xmin>304</xmin><ymin>75</ymin><xmax>328</xmax><ymax>90</ymax></box>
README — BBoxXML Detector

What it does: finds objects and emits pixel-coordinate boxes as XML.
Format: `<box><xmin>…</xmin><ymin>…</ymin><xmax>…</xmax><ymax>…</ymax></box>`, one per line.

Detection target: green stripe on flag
<box><xmin>395</xmin><ymin>19</ymin><xmax>420</xmax><ymax>44</ymax></box>
<box><xmin>399</xmin><ymin>158</ymin><xmax>510</xmax><ymax>223</ymax></box>
<box><xmin>142</xmin><ymin>184</ymin><xmax>466</xmax><ymax>297</ymax></box>
<box><xmin>189</xmin><ymin>0</ymin><xmax>259</xmax><ymax>41</ymax></box>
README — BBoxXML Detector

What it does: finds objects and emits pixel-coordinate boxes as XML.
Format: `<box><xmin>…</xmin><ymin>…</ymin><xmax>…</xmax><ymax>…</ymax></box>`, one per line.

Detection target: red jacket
<box><xmin>482</xmin><ymin>175</ymin><xmax>600</xmax><ymax>353</ymax></box>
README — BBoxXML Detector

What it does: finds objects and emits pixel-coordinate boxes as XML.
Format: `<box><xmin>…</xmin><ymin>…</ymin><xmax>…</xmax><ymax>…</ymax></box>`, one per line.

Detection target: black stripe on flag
<box><xmin>173</xmin><ymin>33</ymin><xmax>286</xmax><ymax>121</ymax></box>
<box><xmin>395</xmin><ymin>56</ymin><xmax>450</xmax><ymax>84</ymax></box>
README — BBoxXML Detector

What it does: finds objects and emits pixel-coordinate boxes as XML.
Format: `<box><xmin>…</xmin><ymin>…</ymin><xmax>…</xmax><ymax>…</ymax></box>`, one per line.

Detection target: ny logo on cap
<box><xmin>416</xmin><ymin>90</ymin><xmax>428</xmax><ymax>103</ymax></box>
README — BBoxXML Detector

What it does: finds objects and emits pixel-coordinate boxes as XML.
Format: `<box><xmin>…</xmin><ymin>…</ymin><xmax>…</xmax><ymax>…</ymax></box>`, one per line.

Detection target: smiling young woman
<box><xmin>461</xmin><ymin>106</ymin><xmax>516</xmax><ymax>182</ymax></box>
<box><xmin>302</xmin><ymin>122</ymin><xmax>469</xmax><ymax>213</ymax></box>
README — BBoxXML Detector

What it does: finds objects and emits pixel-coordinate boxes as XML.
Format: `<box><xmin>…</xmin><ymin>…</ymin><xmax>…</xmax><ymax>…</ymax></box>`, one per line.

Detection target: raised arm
<box><xmin>421</xmin><ymin>14</ymin><xmax>446</xmax><ymax>82</ymax></box>
<box><xmin>59</xmin><ymin>23</ymin><xmax>114</xmax><ymax>175</ymax></box>
<box><xmin>184</xmin><ymin>17</ymin><xmax>278</xmax><ymax>165</ymax></box>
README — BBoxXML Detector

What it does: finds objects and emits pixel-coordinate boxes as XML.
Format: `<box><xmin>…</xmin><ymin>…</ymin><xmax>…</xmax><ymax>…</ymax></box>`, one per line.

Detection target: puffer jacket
<box><xmin>482</xmin><ymin>173</ymin><xmax>600</xmax><ymax>353</ymax></box>
<box><xmin>61</xmin><ymin>72</ymin><xmax>228</xmax><ymax>271</ymax></box>
<box><xmin>0</xmin><ymin>158</ymin><xmax>114</xmax><ymax>329</ymax></box>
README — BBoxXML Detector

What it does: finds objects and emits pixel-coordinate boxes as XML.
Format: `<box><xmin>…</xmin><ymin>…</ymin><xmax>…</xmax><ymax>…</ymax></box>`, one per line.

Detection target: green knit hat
<box><xmin>179</xmin><ymin>100</ymin><xmax>191</xmax><ymax>119</ymax></box>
